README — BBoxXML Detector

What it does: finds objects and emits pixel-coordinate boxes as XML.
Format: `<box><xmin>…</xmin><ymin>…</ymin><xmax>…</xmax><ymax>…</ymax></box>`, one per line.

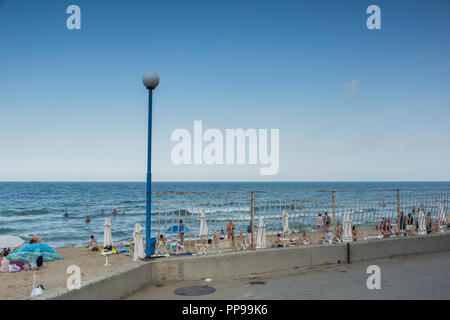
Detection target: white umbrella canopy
<box><xmin>133</xmin><ymin>223</ymin><xmax>145</xmax><ymax>261</ymax></box>
<box><xmin>0</xmin><ymin>235</ymin><xmax>25</xmax><ymax>249</ymax></box>
<box><xmin>256</xmin><ymin>216</ymin><xmax>266</xmax><ymax>249</ymax></box>
<box><xmin>342</xmin><ymin>211</ymin><xmax>352</xmax><ymax>242</ymax></box>
<box><xmin>282</xmin><ymin>210</ymin><xmax>290</xmax><ymax>234</ymax></box>
<box><xmin>199</xmin><ymin>212</ymin><xmax>208</xmax><ymax>238</ymax></box>
<box><xmin>103</xmin><ymin>218</ymin><xmax>113</xmax><ymax>248</ymax></box>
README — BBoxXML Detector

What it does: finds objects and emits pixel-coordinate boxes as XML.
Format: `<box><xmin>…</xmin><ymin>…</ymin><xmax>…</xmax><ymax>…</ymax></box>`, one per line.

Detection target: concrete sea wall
<box><xmin>34</xmin><ymin>232</ymin><xmax>450</xmax><ymax>300</ymax></box>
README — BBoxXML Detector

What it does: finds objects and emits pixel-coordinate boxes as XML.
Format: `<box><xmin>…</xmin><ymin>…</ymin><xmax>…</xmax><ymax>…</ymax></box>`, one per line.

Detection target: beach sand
<box><xmin>0</xmin><ymin>246</ymin><xmax>134</xmax><ymax>300</ymax></box>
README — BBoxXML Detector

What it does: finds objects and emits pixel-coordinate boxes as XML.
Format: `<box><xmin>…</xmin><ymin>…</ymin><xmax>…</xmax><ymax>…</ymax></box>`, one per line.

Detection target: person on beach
<box><xmin>386</xmin><ymin>219</ymin><xmax>393</xmax><ymax>237</ymax></box>
<box><xmin>399</xmin><ymin>211</ymin><xmax>405</xmax><ymax>233</ymax></box>
<box><xmin>220</xmin><ymin>229</ymin><xmax>225</xmax><ymax>240</ymax></box>
<box><xmin>316</xmin><ymin>213</ymin><xmax>322</xmax><ymax>232</ymax></box>
<box><xmin>30</xmin><ymin>236</ymin><xmax>42</xmax><ymax>244</ymax></box>
<box><xmin>426</xmin><ymin>212</ymin><xmax>433</xmax><ymax>234</ymax></box>
<box><xmin>88</xmin><ymin>235</ymin><xmax>98</xmax><ymax>251</ymax></box>
<box><xmin>85</xmin><ymin>216</ymin><xmax>91</xmax><ymax>223</ymax></box>
<box><xmin>324</xmin><ymin>212</ymin><xmax>331</xmax><ymax>232</ymax></box>
<box><xmin>178</xmin><ymin>220</ymin><xmax>185</xmax><ymax>244</ymax></box>
<box><xmin>352</xmin><ymin>225</ymin><xmax>357</xmax><ymax>241</ymax></box>
<box><xmin>276</xmin><ymin>233</ymin><xmax>284</xmax><ymax>248</ymax></box>
<box><xmin>406</xmin><ymin>213</ymin><xmax>414</xmax><ymax>235</ymax></box>
<box><xmin>226</xmin><ymin>220</ymin><xmax>235</xmax><ymax>243</ymax></box>
<box><xmin>379</xmin><ymin>217</ymin><xmax>386</xmax><ymax>231</ymax></box>
<box><xmin>300</xmin><ymin>232</ymin><xmax>310</xmax><ymax>245</ymax></box>
<box><xmin>199</xmin><ymin>239</ymin><xmax>212</xmax><ymax>254</ymax></box>
<box><xmin>158</xmin><ymin>234</ymin><xmax>166</xmax><ymax>246</ymax></box>
<box><xmin>324</xmin><ymin>230</ymin><xmax>333</xmax><ymax>244</ymax></box>
<box><xmin>336</xmin><ymin>221</ymin><xmax>343</xmax><ymax>242</ymax></box>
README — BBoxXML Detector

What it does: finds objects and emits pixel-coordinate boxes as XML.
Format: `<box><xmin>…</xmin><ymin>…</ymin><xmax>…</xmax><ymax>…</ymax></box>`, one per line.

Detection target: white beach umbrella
<box><xmin>417</xmin><ymin>210</ymin><xmax>426</xmax><ymax>235</ymax></box>
<box><xmin>199</xmin><ymin>212</ymin><xmax>208</xmax><ymax>238</ymax></box>
<box><xmin>256</xmin><ymin>216</ymin><xmax>266</xmax><ymax>249</ymax></box>
<box><xmin>133</xmin><ymin>223</ymin><xmax>145</xmax><ymax>261</ymax></box>
<box><xmin>438</xmin><ymin>203</ymin><xmax>446</xmax><ymax>223</ymax></box>
<box><xmin>0</xmin><ymin>235</ymin><xmax>25</xmax><ymax>249</ymax></box>
<box><xmin>342</xmin><ymin>211</ymin><xmax>352</xmax><ymax>242</ymax></box>
<box><xmin>282</xmin><ymin>210</ymin><xmax>290</xmax><ymax>234</ymax></box>
<box><xmin>103</xmin><ymin>218</ymin><xmax>113</xmax><ymax>248</ymax></box>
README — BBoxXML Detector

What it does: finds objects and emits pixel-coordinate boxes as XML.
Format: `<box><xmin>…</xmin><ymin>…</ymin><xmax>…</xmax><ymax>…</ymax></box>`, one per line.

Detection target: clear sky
<box><xmin>0</xmin><ymin>0</ymin><xmax>449</xmax><ymax>181</ymax></box>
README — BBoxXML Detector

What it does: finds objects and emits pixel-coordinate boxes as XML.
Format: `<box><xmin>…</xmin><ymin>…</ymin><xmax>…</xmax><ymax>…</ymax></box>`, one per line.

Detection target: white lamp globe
<box><xmin>142</xmin><ymin>72</ymin><xmax>160</xmax><ymax>90</ymax></box>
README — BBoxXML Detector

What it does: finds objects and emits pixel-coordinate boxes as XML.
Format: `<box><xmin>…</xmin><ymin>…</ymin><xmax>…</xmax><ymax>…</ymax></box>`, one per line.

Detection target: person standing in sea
<box><xmin>112</xmin><ymin>208</ymin><xmax>117</xmax><ymax>216</ymax></box>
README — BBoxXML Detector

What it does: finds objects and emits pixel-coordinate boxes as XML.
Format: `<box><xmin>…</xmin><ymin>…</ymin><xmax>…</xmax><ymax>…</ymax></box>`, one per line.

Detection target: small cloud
<box><xmin>344</xmin><ymin>80</ymin><xmax>359</xmax><ymax>97</ymax></box>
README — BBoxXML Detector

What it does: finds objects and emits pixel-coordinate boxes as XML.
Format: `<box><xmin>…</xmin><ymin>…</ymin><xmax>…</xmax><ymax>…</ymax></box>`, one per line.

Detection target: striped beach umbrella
<box><xmin>6</xmin><ymin>243</ymin><xmax>63</xmax><ymax>262</ymax></box>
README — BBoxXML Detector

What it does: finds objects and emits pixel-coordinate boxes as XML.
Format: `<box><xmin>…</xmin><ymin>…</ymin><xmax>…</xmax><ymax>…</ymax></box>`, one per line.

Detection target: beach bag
<box><xmin>36</xmin><ymin>256</ymin><xmax>43</xmax><ymax>268</ymax></box>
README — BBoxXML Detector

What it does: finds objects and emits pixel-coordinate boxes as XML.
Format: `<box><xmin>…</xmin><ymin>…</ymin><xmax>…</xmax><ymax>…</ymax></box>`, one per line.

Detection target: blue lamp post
<box><xmin>142</xmin><ymin>72</ymin><xmax>160</xmax><ymax>259</ymax></box>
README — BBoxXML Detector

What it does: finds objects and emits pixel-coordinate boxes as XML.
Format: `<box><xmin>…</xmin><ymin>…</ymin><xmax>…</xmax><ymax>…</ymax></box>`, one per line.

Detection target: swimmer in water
<box><xmin>85</xmin><ymin>216</ymin><xmax>91</xmax><ymax>223</ymax></box>
<box><xmin>112</xmin><ymin>208</ymin><xmax>117</xmax><ymax>215</ymax></box>
<box><xmin>123</xmin><ymin>210</ymin><xmax>126</xmax><ymax>215</ymax></box>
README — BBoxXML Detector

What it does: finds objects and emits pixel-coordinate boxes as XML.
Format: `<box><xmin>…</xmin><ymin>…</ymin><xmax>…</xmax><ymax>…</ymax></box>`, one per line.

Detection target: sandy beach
<box><xmin>0</xmin><ymin>246</ymin><xmax>135</xmax><ymax>300</ymax></box>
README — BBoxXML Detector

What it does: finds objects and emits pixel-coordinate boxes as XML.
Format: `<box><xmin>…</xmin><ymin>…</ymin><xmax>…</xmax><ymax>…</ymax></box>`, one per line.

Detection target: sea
<box><xmin>1</xmin><ymin>181</ymin><xmax>449</xmax><ymax>248</ymax></box>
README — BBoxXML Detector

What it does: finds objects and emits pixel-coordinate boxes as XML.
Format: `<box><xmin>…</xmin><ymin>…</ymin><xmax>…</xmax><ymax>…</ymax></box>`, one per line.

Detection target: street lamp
<box><xmin>142</xmin><ymin>72</ymin><xmax>160</xmax><ymax>259</ymax></box>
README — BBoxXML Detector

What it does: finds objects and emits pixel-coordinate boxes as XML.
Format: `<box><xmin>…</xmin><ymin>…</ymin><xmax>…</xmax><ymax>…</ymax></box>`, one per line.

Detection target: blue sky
<box><xmin>0</xmin><ymin>0</ymin><xmax>449</xmax><ymax>181</ymax></box>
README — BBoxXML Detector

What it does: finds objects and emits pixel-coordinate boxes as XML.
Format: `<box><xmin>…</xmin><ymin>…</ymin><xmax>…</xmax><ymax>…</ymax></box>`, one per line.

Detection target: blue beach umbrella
<box><xmin>7</xmin><ymin>243</ymin><xmax>63</xmax><ymax>262</ymax></box>
<box><xmin>166</xmin><ymin>225</ymin><xmax>189</xmax><ymax>233</ymax></box>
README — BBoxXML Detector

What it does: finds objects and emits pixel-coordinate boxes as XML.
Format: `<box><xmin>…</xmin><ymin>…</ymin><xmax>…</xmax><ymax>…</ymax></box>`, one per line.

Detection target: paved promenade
<box><xmin>126</xmin><ymin>250</ymin><xmax>450</xmax><ymax>300</ymax></box>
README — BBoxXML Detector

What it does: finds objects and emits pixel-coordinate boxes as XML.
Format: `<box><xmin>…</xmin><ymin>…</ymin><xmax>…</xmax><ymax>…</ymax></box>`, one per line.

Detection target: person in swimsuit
<box><xmin>226</xmin><ymin>220</ymin><xmax>235</xmax><ymax>243</ymax></box>
<box><xmin>316</xmin><ymin>213</ymin><xmax>322</xmax><ymax>232</ymax></box>
<box><xmin>178</xmin><ymin>220</ymin><xmax>185</xmax><ymax>244</ymax></box>
<box><xmin>352</xmin><ymin>225</ymin><xmax>357</xmax><ymax>241</ymax></box>
<box><xmin>88</xmin><ymin>235</ymin><xmax>98</xmax><ymax>251</ymax></box>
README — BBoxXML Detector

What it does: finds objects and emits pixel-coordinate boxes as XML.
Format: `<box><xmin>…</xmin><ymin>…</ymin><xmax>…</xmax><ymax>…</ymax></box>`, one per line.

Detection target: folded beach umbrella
<box><xmin>417</xmin><ymin>210</ymin><xmax>426</xmax><ymax>235</ymax></box>
<box><xmin>0</xmin><ymin>235</ymin><xmax>25</xmax><ymax>250</ymax></box>
<box><xmin>167</xmin><ymin>225</ymin><xmax>189</xmax><ymax>233</ymax></box>
<box><xmin>438</xmin><ymin>203</ymin><xmax>446</xmax><ymax>224</ymax></box>
<box><xmin>103</xmin><ymin>218</ymin><xmax>113</xmax><ymax>248</ymax></box>
<box><xmin>256</xmin><ymin>216</ymin><xmax>266</xmax><ymax>249</ymax></box>
<box><xmin>6</xmin><ymin>243</ymin><xmax>63</xmax><ymax>262</ymax></box>
<box><xmin>199</xmin><ymin>212</ymin><xmax>208</xmax><ymax>238</ymax></box>
<box><xmin>342</xmin><ymin>211</ymin><xmax>352</xmax><ymax>242</ymax></box>
<box><xmin>133</xmin><ymin>223</ymin><xmax>145</xmax><ymax>261</ymax></box>
<box><xmin>282</xmin><ymin>210</ymin><xmax>290</xmax><ymax>234</ymax></box>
